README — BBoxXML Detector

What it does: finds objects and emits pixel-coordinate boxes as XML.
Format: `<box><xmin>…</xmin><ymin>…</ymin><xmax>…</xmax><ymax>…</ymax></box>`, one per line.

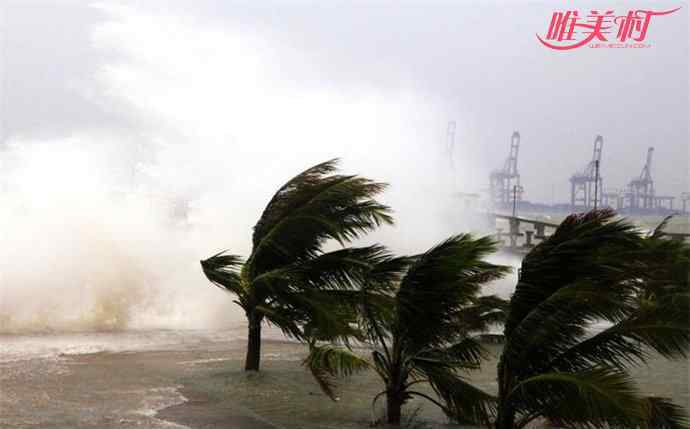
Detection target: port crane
<box><xmin>490</xmin><ymin>131</ymin><xmax>521</xmax><ymax>208</ymax></box>
<box><xmin>626</xmin><ymin>147</ymin><xmax>655</xmax><ymax>209</ymax></box>
<box><xmin>570</xmin><ymin>135</ymin><xmax>603</xmax><ymax>209</ymax></box>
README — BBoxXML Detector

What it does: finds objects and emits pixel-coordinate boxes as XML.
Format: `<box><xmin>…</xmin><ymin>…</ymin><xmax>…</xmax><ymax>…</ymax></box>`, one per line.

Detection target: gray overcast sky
<box><xmin>0</xmin><ymin>0</ymin><xmax>687</xmax><ymax>204</ymax></box>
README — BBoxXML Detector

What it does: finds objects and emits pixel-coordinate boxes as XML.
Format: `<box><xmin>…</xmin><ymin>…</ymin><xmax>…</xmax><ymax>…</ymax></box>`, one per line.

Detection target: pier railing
<box><xmin>491</xmin><ymin>213</ymin><xmax>559</xmax><ymax>251</ymax></box>
<box><xmin>490</xmin><ymin>213</ymin><xmax>690</xmax><ymax>252</ymax></box>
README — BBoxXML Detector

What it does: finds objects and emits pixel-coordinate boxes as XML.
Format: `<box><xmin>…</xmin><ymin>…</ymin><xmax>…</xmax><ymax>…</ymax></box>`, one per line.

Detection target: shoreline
<box><xmin>156</xmin><ymin>385</ymin><xmax>283</xmax><ymax>429</ymax></box>
<box><xmin>2</xmin><ymin>332</ymin><xmax>687</xmax><ymax>428</ymax></box>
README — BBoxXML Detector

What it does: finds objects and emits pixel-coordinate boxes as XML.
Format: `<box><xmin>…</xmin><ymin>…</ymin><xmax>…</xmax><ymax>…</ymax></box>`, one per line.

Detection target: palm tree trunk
<box><xmin>244</xmin><ymin>310</ymin><xmax>262</xmax><ymax>371</ymax></box>
<box><xmin>386</xmin><ymin>391</ymin><xmax>403</xmax><ymax>425</ymax></box>
<box><xmin>496</xmin><ymin>359</ymin><xmax>514</xmax><ymax>428</ymax></box>
<box><xmin>495</xmin><ymin>407</ymin><xmax>515</xmax><ymax>429</ymax></box>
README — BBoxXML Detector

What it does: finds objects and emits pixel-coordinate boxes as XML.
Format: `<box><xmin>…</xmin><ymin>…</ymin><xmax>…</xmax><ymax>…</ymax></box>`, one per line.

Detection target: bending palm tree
<box><xmin>201</xmin><ymin>159</ymin><xmax>393</xmax><ymax>371</ymax></box>
<box><xmin>496</xmin><ymin>210</ymin><xmax>690</xmax><ymax>429</ymax></box>
<box><xmin>304</xmin><ymin>234</ymin><xmax>509</xmax><ymax>425</ymax></box>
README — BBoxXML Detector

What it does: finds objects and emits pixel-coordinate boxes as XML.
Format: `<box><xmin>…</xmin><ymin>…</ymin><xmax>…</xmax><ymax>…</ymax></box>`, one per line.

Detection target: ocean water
<box><xmin>0</xmin><ymin>329</ymin><xmax>244</xmax><ymax>428</ymax></box>
<box><xmin>0</xmin><ymin>329</ymin><xmax>688</xmax><ymax>429</ymax></box>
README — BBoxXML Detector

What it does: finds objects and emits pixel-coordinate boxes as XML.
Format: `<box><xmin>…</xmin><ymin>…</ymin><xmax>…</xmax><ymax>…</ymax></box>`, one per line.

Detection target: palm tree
<box><xmin>304</xmin><ymin>234</ymin><xmax>510</xmax><ymax>426</ymax></box>
<box><xmin>200</xmin><ymin>159</ymin><xmax>393</xmax><ymax>371</ymax></box>
<box><xmin>495</xmin><ymin>210</ymin><xmax>690</xmax><ymax>429</ymax></box>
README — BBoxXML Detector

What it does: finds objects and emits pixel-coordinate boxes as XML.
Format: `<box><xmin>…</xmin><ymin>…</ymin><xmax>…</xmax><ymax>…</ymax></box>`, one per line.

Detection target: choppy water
<box><xmin>1</xmin><ymin>329</ymin><xmax>688</xmax><ymax>428</ymax></box>
<box><xmin>0</xmin><ymin>329</ymin><xmax>244</xmax><ymax>428</ymax></box>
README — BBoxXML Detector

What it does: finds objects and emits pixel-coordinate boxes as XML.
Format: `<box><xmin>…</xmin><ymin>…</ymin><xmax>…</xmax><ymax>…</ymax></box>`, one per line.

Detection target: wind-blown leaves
<box><xmin>510</xmin><ymin>368</ymin><xmax>644</xmax><ymax>429</ymax></box>
<box><xmin>643</xmin><ymin>397</ymin><xmax>690</xmax><ymax>429</ymax></box>
<box><xmin>200</xmin><ymin>159</ymin><xmax>394</xmax><ymax>370</ymax></box>
<box><xmin>421</xmin><ymin>366</ymin><xmax>497</xmax><ymax>426</ymax></box>
<box><xmin>496</xmin><ymin>209</ymin><xmax>690</xmax><ymax>429</ymax></box>
<box><xmin>454</xmin><ymin>295</ymin><xmax>509</xmax><ymax>336</ymax></box>
<box><xmin>395</xmin><ymin>234</ymin><xmax>509</xmax><ymax>354</ymax></box>
<box><xmin>304</xmin><ymin>234</ymin><xmax>509</xmax><ymax>425</ymax></box>
<box><xmin>200</xmin><ymin>252</ymin><xmax>246</xmax><ymax>302</ymax></box>
<box><xmin>249</xmin><ymin>159</ymin><xmax>393</xmax><ymax>276</ymax></box>
<box><xmin>303</xmin><ymin>343</ymin><xmax>371</xmax><ymax>400</ymax></box>
<box><xmin>548</xmin><ymin>292</ymin><xmax>690</xmax><ymax>373</ymax></box>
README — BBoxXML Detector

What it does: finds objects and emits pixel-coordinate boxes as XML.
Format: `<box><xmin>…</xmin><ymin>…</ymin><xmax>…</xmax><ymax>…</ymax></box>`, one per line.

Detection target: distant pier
<box><xmin>489</xmin><ymin>213</ymin><xmax>690</xmax><ymax>253</ymax></box>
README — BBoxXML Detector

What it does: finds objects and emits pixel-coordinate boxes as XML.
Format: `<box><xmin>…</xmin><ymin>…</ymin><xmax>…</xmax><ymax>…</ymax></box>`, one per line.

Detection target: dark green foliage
<box><xmin>304</xmin><ymin>234</ymin><xmax>509</xmax><ymax>426</ymax></box>
<box><xmin>201</xmin><ymin>159</ymin><xmax>394</xmax><ymax>370</ymax></box>
<box><xmin>496</xmin><ymin>209</ymin><xmax>690</xmax><ymax>429</ymax></box>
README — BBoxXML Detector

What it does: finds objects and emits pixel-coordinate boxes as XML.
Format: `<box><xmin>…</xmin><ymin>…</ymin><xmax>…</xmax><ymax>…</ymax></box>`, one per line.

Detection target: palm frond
<box><xmin>636</xmin><ymin>234</ymin><xmax>690</xmax><ymax>298</ymax></box>
<box><xmin>395</xmin><ymin>234</ymin><xmax>508</xmax><ymax>353</ymax></box>
<box><xmin>249</xmin><ymin>160</ymin><xmax>392</xmax><ymax>276</ymax></box>
<box><xmin>441</xmin><ymin>337</ymin><xmax>488</xmax><ymax>367</ymax></box>
<box><xmin>504</xmin><ymin>280</ymin><xmax>638</xmax><ymax>376</ymax></box>
<box><xmin>252</xmin><ymin>159</ymin><xmax>340</xmax><ymax>249</ymax></box>
<box><xmin>504</xmin><ymin>210</ymin><xmax>641</xmax><ymax>342</ymax></box>
<box><xmin>419</xmin><ymin>366</ymin><xmax>496</xmax><ymax>426</ymax></box>
<box><xmin>284</xmin><ymin>245</ymin><xmax>399</xmax><ymax>292</ymax></box>
<box><xmin>199</xmin><ymin>251</ymin><xmax>246</xmax><ymax>303</ymax></box>
<box><xmin>255</xmin><ymin>303</ymin><xmax>306</xmax><ymax>340</ymax></box>
<box><xmin>413</xmin><ymin>337</ymin><xmax>487</xmax><ymax>370</ymax></box>
<box><xmin>501</xmin><ymin>210</ymin><xmax>666</xmax><ymax>378</ymax></box>
<box><xmin>256</xmin><ymin>246</ymin><xmax>407</xmax><ymax>344</ymax></box>
<box><xmin>651</xmin><ymin>215</ymin><xmax>675</xmax><ymax>238</ymax></box>
<box><xmin>642</xmin><ymin>396</ymin><xmax>690</xmax><ymax>429</ymax></box>
<box><xmin>303</xmin><ymin>343</ymin><xmax>370</xmax><ymax>401</ymax></box>
<box><xmin>258</xmin><ymin>289</ymin><xmax>360</xmax><ymax>342</ymax></box>
<box><xmin>509</xmin><ymin>368</ymin><xmax>644</xmax><ymax>429</ymax></box>
<box><xmin>496</xmin><ymin>210</ymin><xmax>690</xmax><ymax>428</ymax></box>
<box><xmin>547</xmin><ymin>292</ymin><xmax>690</xmax><ymax>372</ymax></box>
<box><xmin>453</xmin><ymin>295</ymin><xmax>510</xmax><ymax>335</ymax></box>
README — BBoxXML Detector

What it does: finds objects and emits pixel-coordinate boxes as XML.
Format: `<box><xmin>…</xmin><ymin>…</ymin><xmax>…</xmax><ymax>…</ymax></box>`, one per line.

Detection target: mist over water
<box><xmin>0</xmin><ymin>4</ymin><xmax>516</xmax><ymax>334</ymax></box>
<box><xmin>0</xmin><ymin>138</ymin><xmax>231</xmax><ymax>332</ymax></box>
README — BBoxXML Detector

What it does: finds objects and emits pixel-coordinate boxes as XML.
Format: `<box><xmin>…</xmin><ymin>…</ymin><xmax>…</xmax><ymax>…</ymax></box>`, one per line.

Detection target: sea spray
<box><xmin>0</xmin><ymin>139</ymin><xmax>241</xmax><ymax>332</ymax></box>
<box><xmin>0</xmin><ymin>4</ymin><xmax>495</xmax><ymax>333</ymax></box>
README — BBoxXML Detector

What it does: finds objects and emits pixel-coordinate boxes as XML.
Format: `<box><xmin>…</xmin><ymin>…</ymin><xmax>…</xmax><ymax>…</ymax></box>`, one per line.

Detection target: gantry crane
<box><xmin>602</xmin><ymin>188</ymin><xmax>623</xmax><ymax>210</ymax></box>
<box><xmin>626</xmin><ymin>147</ymin><xmax>655</xmax><ymax>209</ymax></box>
<box><xmin>570</xmin><ymin>135</ymin><xmax>603</xmax><ymax>209</ymax></box>
<box><xmin>490</xmin><ymin>131</ymin><xmax>521</xmax><ymax>209</ymax></box>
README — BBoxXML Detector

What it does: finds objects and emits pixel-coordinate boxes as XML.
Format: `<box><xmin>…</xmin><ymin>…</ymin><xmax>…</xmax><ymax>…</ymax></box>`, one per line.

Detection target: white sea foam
<box><xmin>0</xmin><ymin>329</ymin><xmax>243</xmax><ymax>363</ymax></box>
<box><xmin>135</xmin><ymin>385</ymin><xmax>190</xmax><ymax>429</ymax></box>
